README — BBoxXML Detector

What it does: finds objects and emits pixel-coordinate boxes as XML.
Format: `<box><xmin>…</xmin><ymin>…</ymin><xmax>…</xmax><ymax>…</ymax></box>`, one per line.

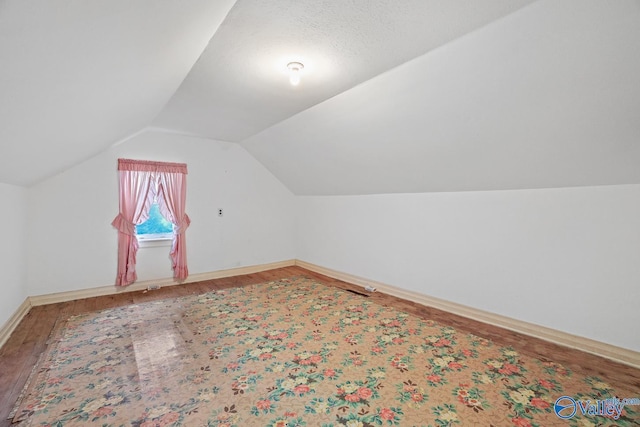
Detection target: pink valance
<box><xmin>117</xmin><ymin>158</ymin><xmax>188</xmax><ymax>174</ymax></box>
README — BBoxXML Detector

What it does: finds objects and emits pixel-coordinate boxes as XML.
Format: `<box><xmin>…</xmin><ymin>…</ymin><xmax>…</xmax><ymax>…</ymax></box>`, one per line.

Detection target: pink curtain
<box><xmin>156</xmin><ymin>168</ymin><xmax>191</xmax><ymax>281</ymax></box>
<box><xmin>111</xmin><ymin>159</ymin><xmax>189</xmax><ymax>286</ymax></box>
<box><xmin>111</xmin><ymin>162</ymin><xmax>155</xmax><ymax>286</ymax></box>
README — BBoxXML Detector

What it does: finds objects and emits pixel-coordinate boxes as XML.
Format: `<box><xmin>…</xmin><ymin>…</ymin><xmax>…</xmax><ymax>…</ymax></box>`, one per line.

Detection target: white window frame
<box><xmin>137</xmin><ymin>233</ymin><xmax>173</xmax><ymax>248</ymax></box>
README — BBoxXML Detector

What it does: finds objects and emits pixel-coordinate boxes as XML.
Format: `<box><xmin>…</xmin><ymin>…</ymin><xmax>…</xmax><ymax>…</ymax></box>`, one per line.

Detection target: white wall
<box><xmin>0</xmin><ymin>183</ymin><xmax>28</xmax><ymax>327</ymax></box>
<box><xmin>26</xmin><ymin>130</ymin><xmax>295</xmax><ymax>296</ymax></box>
<box><xmin>296</xmin><ymin>184</ymin><xmax>640</xmax><ymax>352</ymax></box>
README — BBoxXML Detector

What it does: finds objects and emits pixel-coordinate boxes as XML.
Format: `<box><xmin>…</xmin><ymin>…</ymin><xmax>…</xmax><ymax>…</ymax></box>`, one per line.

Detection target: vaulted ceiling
<box><xmin>1</xmin><ymin>0</ymin><xmax>639</xmax><ymax>194</ymax></box>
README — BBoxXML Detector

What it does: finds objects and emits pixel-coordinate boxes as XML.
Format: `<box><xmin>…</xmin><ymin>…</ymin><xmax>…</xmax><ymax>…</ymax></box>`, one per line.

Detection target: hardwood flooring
<box><xmin>1</xmin><ymin>266</ymin><xmax>638</xmax><ymax>426</ymax></box>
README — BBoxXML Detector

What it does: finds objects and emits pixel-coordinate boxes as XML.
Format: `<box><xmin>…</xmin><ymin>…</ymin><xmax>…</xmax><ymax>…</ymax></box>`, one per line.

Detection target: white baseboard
<box><xmin>0</xmin><ymin>297</ymin><xmax>32</xmax><ymax>349</ymax></box>
<box><xmin>29</xmin><ymin>259</ymin><xmax>296</xmax><ymax>307</ymax></box>
<box><xmin>295</xmin><ymin>260</ymin><xmax>640</xmax><ymax>369</ymax></box>
<box><xmin>6</xmin><ymin>258</ymin><xmax>639</xmax><ymax>369</ymax></box>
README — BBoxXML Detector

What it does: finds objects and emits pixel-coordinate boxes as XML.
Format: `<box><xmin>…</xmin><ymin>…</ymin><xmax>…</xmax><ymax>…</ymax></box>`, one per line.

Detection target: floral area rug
<box><xmin>11</xmin><ymin>276</ymin><xmax>638</xmax><ymax>426</ymax></box>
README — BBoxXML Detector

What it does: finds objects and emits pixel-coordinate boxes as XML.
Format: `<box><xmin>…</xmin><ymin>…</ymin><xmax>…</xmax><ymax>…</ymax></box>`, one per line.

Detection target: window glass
<box><xmin>136</xmin><ymin>202</ymin><xmax>173</xmax><ymax>240</ymax></box>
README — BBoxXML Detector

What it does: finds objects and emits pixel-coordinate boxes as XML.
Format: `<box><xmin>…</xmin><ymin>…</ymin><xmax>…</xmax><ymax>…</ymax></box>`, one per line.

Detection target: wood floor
<box><xmin>1</xmin><ymin>266</ymin><xmax>638</xmax><ymax>426</ymax></box>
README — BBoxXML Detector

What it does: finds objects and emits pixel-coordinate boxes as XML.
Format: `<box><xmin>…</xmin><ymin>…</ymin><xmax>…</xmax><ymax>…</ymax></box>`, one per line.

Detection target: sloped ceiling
<box><xmin>0</xmin><ymin>0</ymin><xmax>236</xmax><ymax>186</ymax></box>
<box><xmin>2</xmin><ymin>0</ymin><xmax>639</xmax><ymax>195</ymax></box>
<box><xmin>153</xmin><ymin>0</ymin><xmax>535</xmax><ymax>143</ymax></box>
<box><xmin>241</xmin><ymin>0</ymin><xmax>640</xmax><ymax>194</ymax></box>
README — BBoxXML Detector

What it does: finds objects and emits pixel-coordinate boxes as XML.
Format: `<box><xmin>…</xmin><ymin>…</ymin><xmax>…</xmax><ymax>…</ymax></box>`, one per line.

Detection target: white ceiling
<box><xmin>152</xmin><ymin>0</ymin><xmax>535</xmax><ymax>142</ymax></box>
<box><xmin>242</xmin><ymin>0</ymin><xmax>640</xmax><ymax>194</ymax></box>
<box><xmin>0</xmin><ymin>0</ymin><xmax>235</xmax><ymax>186</ymax></box>
<box><xmin>1</xmin><ymin>0</ymin><xmax>639</xmax><ymax>195</ymax></box>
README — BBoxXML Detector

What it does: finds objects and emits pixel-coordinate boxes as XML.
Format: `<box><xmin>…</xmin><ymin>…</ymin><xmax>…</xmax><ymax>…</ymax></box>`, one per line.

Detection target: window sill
<box><xmin>137</xmin><ymin>237</ymin><xmax>172</xmax><ymax>248</ymax></box>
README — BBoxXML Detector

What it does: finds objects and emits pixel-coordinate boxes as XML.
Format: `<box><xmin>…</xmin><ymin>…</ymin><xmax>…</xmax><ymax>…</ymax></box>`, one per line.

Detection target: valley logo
<box><xmin>554</xmin><ymin>395</ymin><xmax>640</xmax><ymax>420</ymax></box>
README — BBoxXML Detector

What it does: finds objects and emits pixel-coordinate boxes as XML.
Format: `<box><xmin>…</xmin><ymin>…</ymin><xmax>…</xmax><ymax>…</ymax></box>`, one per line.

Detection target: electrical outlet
<box><xmin>218</xmin><ymin>208</ymin><xmax>223</xmax><ymax>217</ymax></box>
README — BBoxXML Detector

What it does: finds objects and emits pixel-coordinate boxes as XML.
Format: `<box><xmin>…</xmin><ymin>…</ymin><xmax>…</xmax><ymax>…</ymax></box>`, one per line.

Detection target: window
<box><xmin>136</xmin><ymin>202</ymin><xmax>174</xmax><ymax>241</ymax></box>
<box><xmin>112</xmin><ymin>158</ymin><xmax>190</xmax><ymax>285</ymax></box>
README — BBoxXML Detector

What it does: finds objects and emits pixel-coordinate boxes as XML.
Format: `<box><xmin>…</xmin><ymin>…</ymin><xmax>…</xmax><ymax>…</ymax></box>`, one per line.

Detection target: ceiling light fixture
<box><xmin>287</xmin><ymin>62</ymin><xmax>304</xmax><ymax>86</ymax></box>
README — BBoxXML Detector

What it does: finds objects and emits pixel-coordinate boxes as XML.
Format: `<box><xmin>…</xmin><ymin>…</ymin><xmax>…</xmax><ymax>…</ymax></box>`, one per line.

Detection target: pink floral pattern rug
<box><xmin>11</xmin><ymin>277</ymin><xmax>638</xmax><ymax>426</ymax></box>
